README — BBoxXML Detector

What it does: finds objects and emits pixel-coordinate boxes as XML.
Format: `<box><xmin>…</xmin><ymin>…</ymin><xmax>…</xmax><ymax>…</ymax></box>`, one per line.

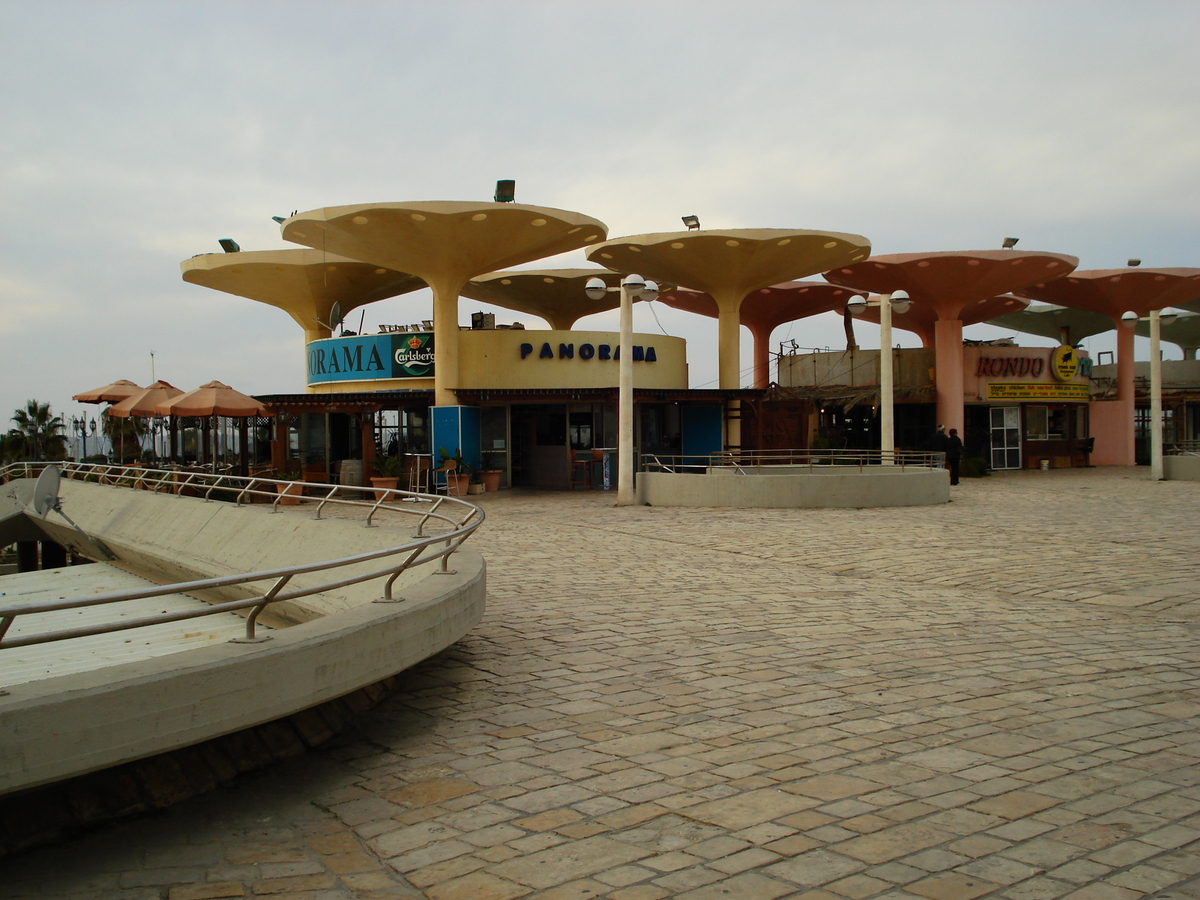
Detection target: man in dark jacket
<box><xmin>946</xmin><ymin>428</ymin><xmax>963</xmax><ymax>485</ymax></box>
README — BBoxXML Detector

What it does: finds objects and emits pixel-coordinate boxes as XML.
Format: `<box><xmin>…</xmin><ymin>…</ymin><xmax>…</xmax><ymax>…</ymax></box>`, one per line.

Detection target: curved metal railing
<box><xmin>642</xmin><ymin>449</ymin><xmax>945</xmax><ymax>474</ymax></box>
<box><xmin>0</xmin><ymin>462</ymin><xmax>484</xmax><ymax>648</ymax></box>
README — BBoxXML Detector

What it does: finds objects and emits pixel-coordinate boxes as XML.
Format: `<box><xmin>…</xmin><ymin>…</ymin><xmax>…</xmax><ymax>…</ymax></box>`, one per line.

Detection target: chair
<box><xmin>405</xmin><ymin>455</ymin><xmax>432</xmax><ymax>494</ymax></box>
<box><xmin>433</xmin><ymin>458</ymin><xmax>459</xmax><ymax>495</ymax></box>
<box><xmin>568</xmin><ymin>448</ymin><xmax>591</xmax><ymax>490</ymax></box>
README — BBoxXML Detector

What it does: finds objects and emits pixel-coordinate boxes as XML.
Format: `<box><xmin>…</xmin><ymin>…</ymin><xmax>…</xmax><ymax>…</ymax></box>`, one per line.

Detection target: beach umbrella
<box><xmin>106</xmin><ymin>381</ymin><xmax>184</xmax><ymax>418</ymax></box>
<box><xmin>156</xmin><ymin>382</ymin><xmax>267</xmax><ymax>472</ymax></box>
<box><xmin>72</xmin><ymin>379</ymin><xmax>142</xmax><ymax>404</ymax></box>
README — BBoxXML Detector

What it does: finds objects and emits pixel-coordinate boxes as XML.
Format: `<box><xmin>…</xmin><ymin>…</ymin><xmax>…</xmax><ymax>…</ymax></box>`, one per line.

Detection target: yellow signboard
<box><xmin>1051</xmin><ymin>344</ymin><xmax>1080</xmax><ymax>381</ymax></box>
<box><xmin>987</xmin><ymin>382</ymin><xmax>1090</xmax><ymax>401</ymax></box>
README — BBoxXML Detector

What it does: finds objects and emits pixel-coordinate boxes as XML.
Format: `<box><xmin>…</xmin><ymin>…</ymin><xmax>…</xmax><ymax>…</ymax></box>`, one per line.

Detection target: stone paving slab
<box><xmin>1</xmin><ymin>468</ymin><xmax>1198</xmax><ymax>899</ymax></box>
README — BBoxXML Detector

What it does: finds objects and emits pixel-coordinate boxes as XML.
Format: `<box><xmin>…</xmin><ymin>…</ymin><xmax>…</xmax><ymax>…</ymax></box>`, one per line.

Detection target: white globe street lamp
<box><xmin>584</xmin><ymin>274</ymin><xmax>658</xmax><ymax>505</ymax></box>
<box><xmin>847</xmin><ymin>290</ymin><xmax>911</xmax><ymax>463</ymax></box>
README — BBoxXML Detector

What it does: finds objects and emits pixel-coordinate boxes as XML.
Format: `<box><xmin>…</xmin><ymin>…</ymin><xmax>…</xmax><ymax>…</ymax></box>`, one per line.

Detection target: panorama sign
<box><xmin>307</xmin><ymin>333</ymin><xmax>435</xmax><ymax>384</ymax></box>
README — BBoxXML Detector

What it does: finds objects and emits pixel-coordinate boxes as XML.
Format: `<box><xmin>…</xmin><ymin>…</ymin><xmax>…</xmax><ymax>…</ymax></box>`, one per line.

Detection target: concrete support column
<box><xmin>933</xmin><ymin>319</ymin><xmax>965</xmax><ymax>434</ymax></box>
<box><xmin>16</xmin><ymin>541</ymin><xmax>38</xmax><ymax>572</ymax></box>
<box><xmin>750</xmin><ymin>324</ymin><xmax>772</xmax><ymax>390</ymax></box>
<box><xmin>431</xmin><ymin>277</ymin><xmax>466</xmax><ymax>407</ymax></box>
<box><xmin>41</xmin><ymin>541</ymin><xmax>67</xmax><ymax>570</ymax></box>
<box><xmin>715</xmin><ymin>294</ymin><xmax>744</xmax><ymax>451</ymax></box>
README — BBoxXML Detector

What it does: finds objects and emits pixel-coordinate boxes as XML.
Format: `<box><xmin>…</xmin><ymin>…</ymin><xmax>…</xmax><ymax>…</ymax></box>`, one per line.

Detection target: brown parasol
<box><xmin>156</xmin><ymin>382</ymin><xmax>268</xmax><ymax>473</ymax></box>
<box><xmin>72</xmin><ymin>379</ymin><xmax>143</xmax><ymax>404</ymax></box>
<box><xmin>106</xmin><ymin>381</ymin><xmax>184</xmax><ymax>418</ymax></box>
<box><xmin>155</xmin><ymin>381</ymin><xmax>268</xmax><ymax>418</ymax></box>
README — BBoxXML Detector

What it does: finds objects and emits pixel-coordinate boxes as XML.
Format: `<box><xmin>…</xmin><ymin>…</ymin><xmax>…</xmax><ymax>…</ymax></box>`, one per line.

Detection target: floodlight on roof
<box><xmin>218</xmin><ymin>238</ymin><xmax>241</xmax><ymax>253</ymax></box>
<box><xmin>271</xmin><ymin>216</ymin><xmax>286</xmax><ymax>224</ymax></box>
<box><xmin>1001</xmin><ymin>237</ymin><xmax>1019</xmax><ymax>249</ymax></box>
<box><xmin>494</xmin><ymin>180</ymin><xmax>516</xmax><ymax>203</ymax></box>
<box><xmin>682</xmin><ymin>215</ymin><xmax>700</xmax><ymax>231</ymax></box>
<box><xmin>1128</xmin><ymin>258</ymin><xmax>1142</xmax><ymax>267</ymax></box>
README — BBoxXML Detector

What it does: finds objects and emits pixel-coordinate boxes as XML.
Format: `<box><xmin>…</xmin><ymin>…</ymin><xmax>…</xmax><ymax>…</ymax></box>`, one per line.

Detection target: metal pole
<box><xmin>880</xmin><ymin>292</ymin><xmax>894</xmax><ymax>465</ymax></box>
<box><xmin>1149</xmin><ymin>309</ymin><xmax>1163</xmax><ymax>481</ymax></box>
<box><xmin>618</xmin><ymin>282</ymin><xmax>635</xmax><ymax>506</ymax></box>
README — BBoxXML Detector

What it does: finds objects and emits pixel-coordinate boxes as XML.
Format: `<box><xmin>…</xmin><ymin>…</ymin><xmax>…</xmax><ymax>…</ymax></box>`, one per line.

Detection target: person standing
<box><xmin>947</xmin><ymin>427</ymin><xmax>963</xmax><ymax>485</ymax></box>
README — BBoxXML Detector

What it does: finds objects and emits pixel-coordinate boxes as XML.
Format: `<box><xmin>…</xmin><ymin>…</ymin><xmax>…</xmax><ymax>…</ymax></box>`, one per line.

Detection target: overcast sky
<box><xmin>2</xmin><ymin>0</ymin><xmax>1198</xmax><ymax>434</ymax></box>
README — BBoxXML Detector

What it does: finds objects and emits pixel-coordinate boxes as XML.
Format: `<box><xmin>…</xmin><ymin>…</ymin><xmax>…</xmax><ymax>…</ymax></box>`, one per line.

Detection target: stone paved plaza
<box><xmin>3</xmin><ymin>467</ymin><xmax>1199</xmax><ymax>900</ymax></box>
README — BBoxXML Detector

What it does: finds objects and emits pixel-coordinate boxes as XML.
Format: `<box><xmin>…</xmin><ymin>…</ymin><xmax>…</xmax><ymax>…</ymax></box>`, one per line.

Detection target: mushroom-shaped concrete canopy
<box><xmin>859</xmin><ymin>294</ymin><xmax>1032</xmax><ymax>348</ymax></box>
<box><xmin>1136</xmin><ymin>309</ymin><xmax>1200</xmax><ymax>359</ymax></box>
<box><xmin>1014</xmin><ymin>267</ymin><xmax>1200</xmax><ymax>465</ymax></box>
<box><xmin>825</xmin><ymin>251</ymin><xmax>1079</xmax><ymax>317</ymax></box>
<box><xmin>73</xmin><ymin>379</ymin><xmax>142</xmax><ymax>404</ymax></box>
<box><xmin>985</xmin><ymin>301</ymin><xmax>1113</xmax><ymax>347</ymax></box>
<box><xmin>1012</xmin><ymin>268</ymin><xmax>1200</xmax><ymax>320</ymax></box>
<box><xmin>825</xmin><ymin>250</ymin><xmax>1079</xmax><ymax>432</ymax></box>
<box><xmin>462</xmin><ymin>269</ymin><xmax>633</xmax><ymax>331</ymax></box>
<box><xmin>281</xmin><ymin>201</ymin><xmax>608</xmax><ymax>404</ymax></box>
<box><xmin>106</xmin><ymin>381</ymin><xmax>184</xmax><ymax>419</ymax></box>
<box><xmin>180</xmin><ymin>249</ymin><xmax>425</xmax><ymax>344</ymax></box>
<box><xmin>658</xmin><ymin>281</ymin><xmax>867</xmax><ymax>388</ymax></box>
<box><xmin>588</xmin><ymin>229</ymin><xmax>871</xmax><ymax>391</ymax></box>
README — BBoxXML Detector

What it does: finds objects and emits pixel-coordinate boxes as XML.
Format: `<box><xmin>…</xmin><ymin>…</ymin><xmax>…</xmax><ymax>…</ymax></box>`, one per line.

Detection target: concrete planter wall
<box><xmin>637</xmin><ymin>467</ymin><xmax>949</xmax><ymax>508</ymax></box>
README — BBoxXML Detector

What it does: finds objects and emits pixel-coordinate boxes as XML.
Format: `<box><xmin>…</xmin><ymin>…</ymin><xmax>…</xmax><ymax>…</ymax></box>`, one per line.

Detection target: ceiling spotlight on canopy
<box><xmin>1001</xmin><ymin>237</ymin><xmax>1019</xmax><ymax>249</ymax></box>
<box><xmin>494</xmin><ymin>180</ymin><xmax>516</xmax><ymax>203</ymax></box>
<box><xmin>218</xmin><ymin>238</ymin><xmax>240</xmax><ymax>253</ymax></box>
<box><xmin>682</xmin><ymin>215</ymin><xmax>700</xmax><ymax>231</ymax></box>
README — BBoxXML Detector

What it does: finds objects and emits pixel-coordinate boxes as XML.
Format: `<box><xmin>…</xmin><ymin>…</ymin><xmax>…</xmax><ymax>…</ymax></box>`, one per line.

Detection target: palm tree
<box><xmin>9</xmin><ymin>400</ymin><xmax>68</xmax><ymax>460</ymax></box>
<box><xmin>100</xmin><ymin>410</ymin><xmax>148</xmax><ymax>463</ymax></box>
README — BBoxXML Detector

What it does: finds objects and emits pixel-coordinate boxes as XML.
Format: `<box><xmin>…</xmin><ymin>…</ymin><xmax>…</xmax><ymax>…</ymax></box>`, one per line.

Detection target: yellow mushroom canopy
<box><xmin>181</xmin><ymin>248</ymin><xmax>425</xmax><ymax>337</ymax></box>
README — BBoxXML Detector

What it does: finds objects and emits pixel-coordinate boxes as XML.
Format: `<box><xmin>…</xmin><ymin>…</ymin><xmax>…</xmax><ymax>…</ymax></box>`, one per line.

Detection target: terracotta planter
<box><xmin>277</xmin><ymin>482</ymin><xmax>303</xmax><ymax>505</ymax></box>
<box><xmin>481</xmin><ymin>470</ymin><xmax>502</xmax><ymax>492</ymax></box>
<box><xmin>450</xmin><ymin>474</ymin><xmax>471</xmax><ymax>496</ymax></box>
<box><xmin>370</xmin><ymin>475</ymin><xmax>399</xmax><ymax>501</ymax></box>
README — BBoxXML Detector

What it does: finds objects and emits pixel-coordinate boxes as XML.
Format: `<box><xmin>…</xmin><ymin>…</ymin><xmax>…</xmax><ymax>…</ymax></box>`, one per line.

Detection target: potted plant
<box><xmin>480</xmin><ymin>452</ymin><xmax>503</xmax><ymax>492</ymax></box>
<box><xmin>274</xmin><ymin>480</ymin><xmax>302</xmax><ymax>508</ymax></box>
<box><xmin>370</xmin><ymin>453</ymin><xmax>404</xmax><ymax>500</ymax></box>
<box><xmin>438</xmin><ymin>447</ymin><xmax>471</xmax><ymax>496</ymax></box>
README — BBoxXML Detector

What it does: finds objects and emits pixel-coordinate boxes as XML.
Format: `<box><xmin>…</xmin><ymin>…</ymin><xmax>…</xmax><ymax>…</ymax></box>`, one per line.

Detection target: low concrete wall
<box><xmin>637</xmin><ymin>467</ymin><xmax>948</xmax><ymax>508</ymax></box>
<box><xmin>1164</xmin><ymin>455</ymin><xmax>1200</xmax><ymax>482</ymax></box>
<box><xmin>0</xmin><ymin>481</ymin><xmax>486</xmax><ymax>794</ymax></box>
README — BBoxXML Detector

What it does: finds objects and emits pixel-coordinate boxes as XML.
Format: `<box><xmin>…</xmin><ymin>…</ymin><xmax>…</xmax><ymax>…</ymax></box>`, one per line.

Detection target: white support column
<box><xmin>618</xmin><ymin>281</ymin><xmax>635</xmax><ymax>506</ymax></box>
<box><xmin>879</xmin><ymin>292</ymin><xmax>894</xmax><ymax>464</ymax></box>
<box><xmin>1149</xmin><ymin>309</ymin><xmax>1163</xmax><ymax>481</ymax></box>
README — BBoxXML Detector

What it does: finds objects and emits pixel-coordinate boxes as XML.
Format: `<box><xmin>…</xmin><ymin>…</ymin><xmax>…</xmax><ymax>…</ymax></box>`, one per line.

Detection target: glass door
<box><xmin>990</xmin><ymin>407</ymin><xmax>1021</xmax><ymax>469</ymax></box>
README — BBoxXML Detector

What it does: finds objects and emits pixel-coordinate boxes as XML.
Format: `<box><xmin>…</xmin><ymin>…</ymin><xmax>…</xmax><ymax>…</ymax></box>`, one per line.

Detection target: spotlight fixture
<box><xmin>494</xmin><ymin>179</ymin><xmax>516</xmax><ymax>203</ymax></box>
<box><xmin>682</xmin><ymin>215</ymin><xmax>700</xmax><ymax>231</ymax></box>
<box><xmin>271</xmin><ymin>216</ymin><xmax>286</xmax><ymax>224</ymax></box>
<box><xmin>1001</xmin><ymin>237</ymin><xmax>1019</xmax><ymax>249</ymax></box>
<box><xmin>1128</xmin><ymin>258</ymin><xmax>1141</xmax><ymax>267</ymax></box>
<box><xmin>218</xmin><ymin>238</ymin><xmax>240</xmax><ymax>253</ymax></box>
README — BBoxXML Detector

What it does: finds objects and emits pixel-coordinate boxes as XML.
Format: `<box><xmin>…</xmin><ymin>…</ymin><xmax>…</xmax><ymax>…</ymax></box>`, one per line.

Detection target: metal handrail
<box><xmin>1166</xmin><ymin>440</ymin><xmax>1200</xmax><ymax>456</ymax></box>
<box><xmin>0</xmin><ymin>461</ymin><xmax>484</xmax><ymax>648</ymax></box>
<box><xmin>641</xmin><ymin>449</ymin><xmax>945</xmax><ymax>473</ymax></box>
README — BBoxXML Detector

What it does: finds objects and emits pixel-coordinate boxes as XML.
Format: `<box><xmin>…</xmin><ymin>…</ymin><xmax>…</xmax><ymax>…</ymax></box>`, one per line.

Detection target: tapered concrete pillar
<box><xmin>933</xmin><ymin>319</ymin><xmax>965</xmax><ymax>434</ymax></box>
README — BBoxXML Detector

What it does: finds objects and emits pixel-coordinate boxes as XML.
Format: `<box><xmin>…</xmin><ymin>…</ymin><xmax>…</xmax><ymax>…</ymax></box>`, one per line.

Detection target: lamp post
<box><xmin>846</xmin><ymin>290</ymin><xmax>911</xmax><ymax>463</ymax></box>
<box><xmin>1123</xmin><ymin>308</ymin><xmax>1177</xmax><ymax>481</ymax></box>
<box><xmin>585</xmin><ymin>274</ymin><xmax>659</xmax><ymax>505</ymax></box>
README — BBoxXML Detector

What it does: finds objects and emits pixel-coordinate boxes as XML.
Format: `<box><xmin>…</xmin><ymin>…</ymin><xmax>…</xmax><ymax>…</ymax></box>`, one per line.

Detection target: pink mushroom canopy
<box><xmin>825</xmin><ymin>250</ymin><xmax>1079</xmax><ymax>320</ymax></box>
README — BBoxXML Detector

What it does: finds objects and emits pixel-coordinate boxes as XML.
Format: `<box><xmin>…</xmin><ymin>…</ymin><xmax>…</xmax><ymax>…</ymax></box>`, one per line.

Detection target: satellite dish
<box><xmin>313</xmin><ymin>301</ymin><xmax>345</xmax><ymax>333</ymax></box>
<box><xmin>32</xmin><ymin>465</ymin><xmax>61</xmax><ymax>518</ymax></box>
